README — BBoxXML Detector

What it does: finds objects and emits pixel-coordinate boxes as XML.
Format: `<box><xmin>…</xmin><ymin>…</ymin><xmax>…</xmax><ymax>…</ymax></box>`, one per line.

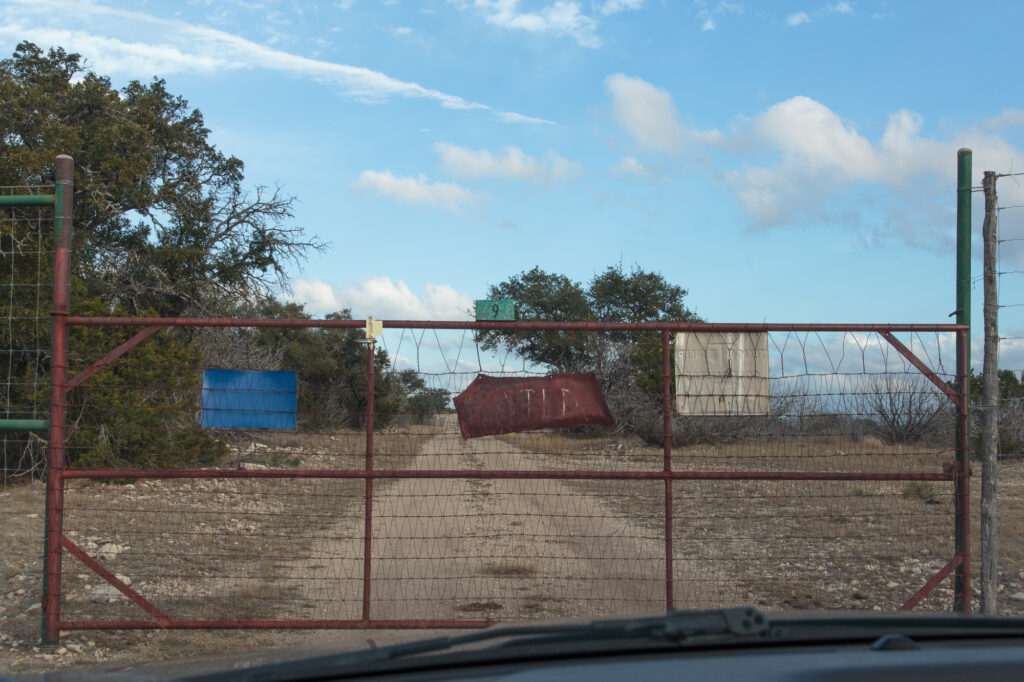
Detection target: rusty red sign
<box><xmin>453</xmin><ymin>372</ymin><xmax>614</xmax><ymax>439</ymax></box>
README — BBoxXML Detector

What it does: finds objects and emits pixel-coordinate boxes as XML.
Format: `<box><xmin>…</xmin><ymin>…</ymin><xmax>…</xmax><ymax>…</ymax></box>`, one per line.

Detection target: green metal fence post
<box><xmin>43</xmin><ymin>155</ymin><xmax>74</xmax><ymax>644</ymax></box>
<box><xmin>954</xmin><ymin>147</ymin><xmax>972</xmax><ymax>613</ymax></box>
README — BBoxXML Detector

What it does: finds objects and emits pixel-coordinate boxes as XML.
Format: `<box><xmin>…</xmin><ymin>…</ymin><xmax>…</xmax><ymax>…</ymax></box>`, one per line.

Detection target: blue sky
<box><xmin>3</xmin><ymin>0</ymin><xmax>1024</xmax><ymax>369</ymax></box>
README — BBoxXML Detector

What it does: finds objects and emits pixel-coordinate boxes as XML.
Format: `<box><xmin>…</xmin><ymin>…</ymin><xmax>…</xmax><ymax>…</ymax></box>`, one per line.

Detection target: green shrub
<box><xmin>66</xmin><ymin>297</ymin><xmax>227</xmax><ymax>469</ymax></box>
<box><xmin>901</xmin><ymin>481</ymin><xmax>937</xmax><ymax>503</ymax></box>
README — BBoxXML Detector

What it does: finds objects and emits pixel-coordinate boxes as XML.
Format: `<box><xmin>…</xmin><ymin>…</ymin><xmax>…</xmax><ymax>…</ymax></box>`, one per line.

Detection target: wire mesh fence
<box><xmin>990</xmin><ymin>171</ymin><xmax>1024</xmax><ymax>614</ymax></box>
<box><xmin>1</xmin><ymin>186</ymin><xmax>53</xmax><ymax>471</ymax></box>
<box><xmin>49</xmin><ymin>321</ymin><xmax>966</xmax><ymax>632</ymax></box>
<box><xmin>0</xmin><ymin>159</ymin><xmax>974</xmax><ymax>638</ymax></box>
<box><xmin>1</xmin><ymin>183</ymin><xmax>55</xmax><ymax>642</ymax></box>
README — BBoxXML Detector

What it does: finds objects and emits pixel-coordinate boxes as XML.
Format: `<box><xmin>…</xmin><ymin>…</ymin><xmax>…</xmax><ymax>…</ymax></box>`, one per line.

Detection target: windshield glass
<box><xmin>2</xmin><ymin>1</ymin><xmax>1024</xmax><ymax>678</ymax></box>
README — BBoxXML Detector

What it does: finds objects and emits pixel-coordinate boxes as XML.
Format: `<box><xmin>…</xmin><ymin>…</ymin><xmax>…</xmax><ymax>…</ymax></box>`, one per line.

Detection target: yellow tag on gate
<box><xmin>365</xmin><ymin>316</ymin><xmax>383</xmax><ymax>341</ymax></box>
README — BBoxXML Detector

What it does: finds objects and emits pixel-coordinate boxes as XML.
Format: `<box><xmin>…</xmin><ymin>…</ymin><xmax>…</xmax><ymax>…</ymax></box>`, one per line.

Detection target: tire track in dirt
<box><xmin>297</xmin><ymin>416</ymin><xmax>673</xmax><ymax>622</ymax></box>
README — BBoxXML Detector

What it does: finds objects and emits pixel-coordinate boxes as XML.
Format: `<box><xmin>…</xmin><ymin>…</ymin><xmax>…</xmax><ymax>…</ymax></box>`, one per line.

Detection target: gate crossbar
<box><xmin>44</xmin><ymin>317</ymin><xmax>971</xmax><ymax>641</ymax></box>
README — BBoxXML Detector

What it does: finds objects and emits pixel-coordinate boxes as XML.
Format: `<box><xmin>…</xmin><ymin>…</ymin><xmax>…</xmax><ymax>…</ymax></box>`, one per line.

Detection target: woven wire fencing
<box><xmin>991</xmin><ymin>175</ymin><xmax>1024</xmax><ymax>614</ymax></box>
<box><xmin>52</xmin><ymin>322</ymin><xmax>964</xmax><ymax>632</ymax></box>
<box><xmin>1</xmin><ymin>184</ymin><xmax>54</xmax><ymax>640</ymax></box>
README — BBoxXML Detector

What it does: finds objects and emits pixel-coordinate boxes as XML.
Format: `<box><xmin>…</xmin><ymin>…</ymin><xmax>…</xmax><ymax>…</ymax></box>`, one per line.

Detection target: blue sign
<box><xmin>201</xmin><ymin>369</ymin><xmax>297</xmax><ymax>429</ymax></box>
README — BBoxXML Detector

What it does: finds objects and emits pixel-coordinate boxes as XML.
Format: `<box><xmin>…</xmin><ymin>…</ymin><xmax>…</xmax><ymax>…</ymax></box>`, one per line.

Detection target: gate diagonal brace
<box><xmin>59</xmin><ymin>535</ymin><xmax>173</xmax><ymax>627</ymax></box>
<box><xmin>879</xmin><ymin>331</ymin><xmax>961</xmax><ymax>406</ymax></box>
<box><xmin>899</xmin><ymin>555</ymin><xmax>962</xmax><ymax>611</ymax></box>
<box><xmin>64</xmin><ymin>324</ymin><xmax>165</xmax><ymax>393</ymax></box>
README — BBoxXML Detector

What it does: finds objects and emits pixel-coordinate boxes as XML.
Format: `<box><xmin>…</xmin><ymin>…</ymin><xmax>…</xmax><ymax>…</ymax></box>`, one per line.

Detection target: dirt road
<box><xmin>298</xmin><ymin>416</ymin><xmax>670</xmax><ymax>622</ymax></box>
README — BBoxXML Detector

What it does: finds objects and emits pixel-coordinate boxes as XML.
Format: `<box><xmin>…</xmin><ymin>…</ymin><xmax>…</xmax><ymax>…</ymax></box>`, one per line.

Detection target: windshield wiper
<box><xmin>177</xmin><ymin>608</ymin><xmax>1024</xmax><ymax>682</ymax></box>
<box><xmin>179</xmin><ymin>607</ymin><xmax>770</xmax><ymax>682</ymax></box>
<box><xmin>487</xmin><ymin>606</ymin><xmax>771</xmax><ymax>650</ymax></box>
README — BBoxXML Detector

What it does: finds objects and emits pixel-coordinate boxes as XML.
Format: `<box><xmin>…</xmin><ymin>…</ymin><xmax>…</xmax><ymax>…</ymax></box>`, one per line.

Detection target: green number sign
<box><xmin>475</xmin><ymin>299</ymin><xmax>515</xmax><ymax>321</ymax></box>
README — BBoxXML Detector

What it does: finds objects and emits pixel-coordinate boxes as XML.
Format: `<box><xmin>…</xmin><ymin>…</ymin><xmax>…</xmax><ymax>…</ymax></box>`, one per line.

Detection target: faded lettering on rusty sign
<box><xmin>453</xmin><ymin>372</ymin><xmax>614</xmax><ymax>439</ymax></box>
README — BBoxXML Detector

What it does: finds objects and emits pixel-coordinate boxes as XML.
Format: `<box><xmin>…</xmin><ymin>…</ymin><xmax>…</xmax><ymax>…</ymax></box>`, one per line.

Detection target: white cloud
<box><xmin>434</xmin><ymin>143</ymin><xmax>581</xmax><ymax>185</ymax></box>
<box><xmin>981</xmin><ymin>108</ymin><xmax>1024</xmax><ymax>131</ymax></box>
<box><xmin>726</xmin><ymin>96</ymin><xmax>1024</xmax><ymax>228</ymax></box>
<box><xmin>786</xmin><ymin>11</ymin><xmax>810</xmax><ymax>25</ymax></box>
<box><xmin>494</xmin><ymin>110</ymin><xmax>557</xmax><ymax>125</ymax></box>
<box><xmin>451</xmin><ymin>0</ymin><xmax>644</xmax><ymax>47</ymax></box>
<box><xmin>786</xmin><ymin>3</ymin><xmax>855</xmax><ymax>26</ymax></box>
<box><xmin>999</xmin><ymin>333</ymin><xmax>1024</xmax><ymax>374</ymax></box>
<box><xmin>752</xmin><ymin>96</ymin><xmax>878</xmax><ymax>178</ymax></box>
<box><xmin>390</xmin><ymin>26</ymin><xmax>413</xmax><ymax>36</ymax></box>
<box><xmin>606</xmin><ymin>73</ymin><xmax>681</xmax><ymax>150</ymax></box>
<box><xmin>351</xmin><ymin>170</ymin><xmax>475</xmax><ymax>211</ymax></box>
<box><xmin>455</xmin><ymin>0</ymin><xmax>601</xmax><ymax>48</ymax></box>
<box><xmin>286</xmin><ymin>276</ymin><xmax>474</xmax><ymax>320</ymax></box>
<box><xmin>600</xmin><ymin>82</ymin><xmax>1023</xmax><ymax>236</ymax></box>
<box><xmin>600</xmin><ymin>0</ymin><xmax>645</xmax><ymax>15</ymax></box>
<box><xmin>694</xmin><ymin>1</ymin><xmax>742</xmax><ymax>32</ymax></box>
<box><xmin>605</xmin><ymin>73</ymin><xmax>721</xmax><ymax>152</ymax></box>
<box><xmin>0</xmin><ymin>26</ymin><xmax>239</xmax><ymax>74</ymax></box>
<box><xmin>284</xmin><ymin>277</ymin><xmax>342</xmax><ymax>314</ymax></box>
<box><xmin>0</xmin><ymin>0</ymin><xmax>547</xmax><ymax>124</ymax></box>
<box><xmin>614</xmin><ymin>156</ymin><xmax>652</xmax><ymax>177</ymax></box>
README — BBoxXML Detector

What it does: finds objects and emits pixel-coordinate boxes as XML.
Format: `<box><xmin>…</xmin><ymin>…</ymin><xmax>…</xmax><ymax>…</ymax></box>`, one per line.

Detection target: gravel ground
<box><xmin>3</xmin><ymin>426</ymin><xmax>1021</xmax><ymax>675</ymax></box>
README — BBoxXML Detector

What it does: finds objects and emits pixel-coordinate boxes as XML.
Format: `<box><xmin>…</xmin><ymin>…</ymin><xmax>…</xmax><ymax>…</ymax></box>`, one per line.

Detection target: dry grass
<box><xmin>499</xmin><ymin>432</ymin><xmax>613</xmax><ymax>457</ymax></box>
<box><xmin>500</xmin><ymin>431</ymin><xmax>948</xmax><ymax>474</ymax></box>
<box><xmin>481</xmin><ymin>562</ymin><xmax>538</xmax><ymax>578</ymax></box>
<box><xmin>4</xmin><ymin>428</ymin><xmax>1024</xmax><ymax>674</ymax></box>
<box><xmin>1</xmin><ymin>426</ymin><xmax>441</xmax><ymax>673</ymax></box>
<box><xmin>500</xmin><ymin>431</ymin><xmax>960</xmax><ymax>612</ymax></box>
<box><xmin>455</xmin><ymin>601</ymin><xmax>504</xmax><ymax>612</ymax></box>
<box><xmin>221</xmin><ymin>425</ymin><xmax>443</xmax><ymax>470</ymax></box>
<box><xmin>52</xmin><ymin>425</ymin><xmax>443</xmax><ymax>626</ymax></box>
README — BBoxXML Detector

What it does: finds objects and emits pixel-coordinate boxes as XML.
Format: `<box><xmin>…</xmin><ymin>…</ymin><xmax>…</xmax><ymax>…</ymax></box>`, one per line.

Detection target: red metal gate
<box><xmin>42</xmin><ymin>313</ymin><xmax>971</xmax><ymax>642</ymax></box>
<box><xmin>31</xmin><ymin>155</ymin><xmax>973</xmax><ymax>642</ymax></box>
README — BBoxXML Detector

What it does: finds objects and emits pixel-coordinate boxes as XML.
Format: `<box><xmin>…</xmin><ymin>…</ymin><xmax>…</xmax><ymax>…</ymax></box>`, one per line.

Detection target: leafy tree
<box><xmin>385</xmin><ymin>370</ymin><xmax>449</xmax><ymax>424</ymax></box>
<box><xmin>64</xmin><ymin>292</ymin><xmax>226</xmax><ymax>469</ymax></box>
<box><xmin>476</xmin><ymin>267</ymin><xmax>592</xmax><ymax>372</ymax></box>
<box><xmin>0</xmin><ymin>41</ymin><xmax>454</xmax><ymax>476</ymax></box>
<box><xmin>967</xmin><ymin>369</ymin><xmax>1024</xmax><ymax>405</ymax></box>
<box><xmin>245</xmin><ymin>301</ymin><xmax>403</xmax><ymax>430</ymax></box>
<box><xmin>477</xmin><ymin>263</ymin><xmax>698</xmax><ymax>374</ymax></box>
<box><xmin>476</xmin><ymin>264</ymin><xmax>699</xmax><ymax>433</ymax></box>
<box><xmin>0</xmin><ymin>42</ymin><xmax>325</xmax><ymax>472</ymax></box>
<box><xmin>589</xmin><ymin>264</ymin><xmax>698</xmax><ymax>396</ymax></box>
<box><xmin>406</xmin><ymin>387</ymin><xmax>451</xmax><ymax>424</ymax></box>
<box><xmin>967</xmin><ymin>369</ymin><xmax>1024</xmax><ymax>456</ymax></box>
<box><xmin>0</xmin><ymin>209</ymin><xmax>54</xmax><ymax>475</ymax></box>
<box><xmin>316</xmin><ymin>311</ymin><xmax>403</xmax><ymax>430</ymax></box>
<box><xmin>588</xmin><ymin>264</ymin><xmax>694</xmax><ymax>324</ymax></box>
<box><xmin>0</xmin><ymin>42</ymin><xmax>325</xmax><ymax>316</ymax></box>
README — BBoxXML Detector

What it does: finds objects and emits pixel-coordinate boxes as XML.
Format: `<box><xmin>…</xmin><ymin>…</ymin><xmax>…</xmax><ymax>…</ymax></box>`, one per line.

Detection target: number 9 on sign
<box><xmin>475</xmin><ymin>299</ymin><xmax>515</xmax><ymax>321</ymax></box>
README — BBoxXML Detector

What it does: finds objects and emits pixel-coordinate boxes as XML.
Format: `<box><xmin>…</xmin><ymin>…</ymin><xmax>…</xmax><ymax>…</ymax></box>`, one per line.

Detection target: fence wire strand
<box><xmin>49</xmin><ymin>324</ymin><xmax>961</xmax><ymax>627</ymax></box>
<box><xmin>1</xmin><ymin>186</ymin><xmax>54</xmax><ymax>645</ymax></box>
<box><xmin>0</xmin><ymin>178</ymin><xmax>977</xmax><ymax>638</ymax></box>
<box><xmin>988</xmin><ymin>177</ymin><xmax>1024</xmax><ymax>615</ymax></box>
